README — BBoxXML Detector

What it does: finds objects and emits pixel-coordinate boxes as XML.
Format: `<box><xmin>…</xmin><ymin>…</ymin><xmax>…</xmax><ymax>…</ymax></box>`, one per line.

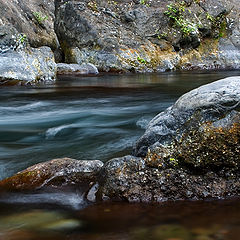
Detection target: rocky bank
<box><xmin>55</xmin><ymin>0</ymin><xmax>240</xmax><ymax>72</ymax></box>
<box><xmin>1</xmin><ymin>76</ymin><xmax>240</xmax><ymax>203</ymax></box>
<box><xmin>0</xmin><ymin>0</ymin><xmax>240</xmax><ymax>84</ymax></box>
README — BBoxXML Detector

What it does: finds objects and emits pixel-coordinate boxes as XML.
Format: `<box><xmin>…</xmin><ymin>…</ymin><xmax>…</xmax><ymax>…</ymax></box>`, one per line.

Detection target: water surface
<box><xmin>1</xmin><ymin>70</ymin><xmax>239</xmax><ymax>179</ymax></box>
<box><xmin>0</xmin><ymin>70</ymin><xmax>240</xmax><ymax>239</ymax></box>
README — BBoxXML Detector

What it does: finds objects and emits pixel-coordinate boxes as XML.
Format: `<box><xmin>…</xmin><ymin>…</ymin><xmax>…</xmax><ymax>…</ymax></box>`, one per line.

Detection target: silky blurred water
<box><xmin>1</xmin><ymin>70</ymin><xmax>240</xmax><ymax>180</ymax></box>
<box><xmin>0</xmin><ymin>70</ymin><xmax>240</xmax><ymax>240</ymax></box>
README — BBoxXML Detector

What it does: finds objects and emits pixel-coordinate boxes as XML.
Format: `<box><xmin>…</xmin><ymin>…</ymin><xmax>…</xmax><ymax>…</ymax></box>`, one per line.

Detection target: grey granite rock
<box><xmin>134</xmin><ymin>76</ymin><xmax>240</xmax><ymax>156</ymax></box>
<box><xmin>0</xmin><ymin>46</ymin><xmax>57</xmax><ymax>85</ymax></box>
<box><xmin>54</xmin><ymin>0</ymin><xmax>240</xmax><ymax>72</ymax></box>
<box><xmin>57</xmin><ymin>63</ymin><xmax>99</xmax><ymax>75</ymax></box>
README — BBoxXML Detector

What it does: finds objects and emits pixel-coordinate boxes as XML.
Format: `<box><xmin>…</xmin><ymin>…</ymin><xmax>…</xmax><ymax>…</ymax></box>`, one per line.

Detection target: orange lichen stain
<box><xmin>179</xmin><ymin>39</ymin><xmax>219</xmax><ymax>68</ymax></box>
<box><xmin>0</xmin><ymin>170</ymin><xmax>47</xmax><ymax>191</ymax></box>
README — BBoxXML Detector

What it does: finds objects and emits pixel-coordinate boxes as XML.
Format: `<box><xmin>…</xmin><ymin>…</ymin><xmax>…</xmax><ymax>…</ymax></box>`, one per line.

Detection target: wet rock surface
<box><xmin>0</xmin><ymin>158</ymin><xmax>103</xmax><ymax>191</ymax></box>
<box><xmin>98</xmin><ymin>156</ymin><xmax>240</xmax><ymax>202</ymax></box>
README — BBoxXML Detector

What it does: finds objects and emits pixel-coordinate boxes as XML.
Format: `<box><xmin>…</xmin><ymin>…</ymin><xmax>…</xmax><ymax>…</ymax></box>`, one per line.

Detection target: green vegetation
<box><xmin>157</xmin><ymin>33</ymin><xmax>168</xmax><ymax>40</ymax></box>
<box><xmin>140</xmin><ymin>0</ymin><xmax>150</xmax><ymax>6</ymax></box>
<box><xmin>33</xmin><ymin>12</ymin><xmax>48</xmax><ymax>25</ymax></box>
<box><xmin>169</xmin><ymin>157</ymin><xmax>178</xmax><ymax>167</ymax></box>
<box><xmin>206</xmin><ymin>12</ymin><xmax>227</xmax><ymax>39</ymax></box>
<box><xmin>17</xmin><ymin>34</ymin><xmax>27</xmax><ymax>44</ymax></box>
<box><xmin>164</xmin><ymin>2</ymin><xmax>198</xmax><ymax>36</ymax></box>
<box><xmin>107</xmin><ymin>0</ymin><xmax>117</xmax><ymax>5</ymax></box>
<box><xmin>137</xmin><ymin>56</ymin><xmax>147</xmax><ymax>64</ymax></box>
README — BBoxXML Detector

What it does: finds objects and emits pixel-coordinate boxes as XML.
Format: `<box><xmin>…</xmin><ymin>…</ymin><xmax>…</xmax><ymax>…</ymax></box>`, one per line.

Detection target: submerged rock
<box><xmin>0</xmin><ymin>158</ymin><xmax>103</xmax><ymax>191</ymax></box>
<box><xmin>0</xmin><ymin>46</ymin><xmax>57</xmax><ymax>85</ymax></box>
<box><xmin>0</xmin><ymin>209</ymin><xmax>81</xmax><ymax>233</ymax></box>
<box><xmin>57</xmin><ymin>63</ymin><xmax>99</xmax><ymax>75</ymax></box>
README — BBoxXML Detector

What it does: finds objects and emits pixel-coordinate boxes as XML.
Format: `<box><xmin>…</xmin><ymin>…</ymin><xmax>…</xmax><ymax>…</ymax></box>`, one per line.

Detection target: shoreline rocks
<box><xmin>0</xmin><ymin>0</ymin><xmax>239</xmax><ymax>83</ymax></box>
<box><xmin>57</xmin><ymin>63</ymin><xmax>99</xmax><ymax>75</ymax></box>
<box><xmin>0</xmin><ymin>158</ymin><xmax>103</xmax><ymax>192</ymax></box>
<box><xmin>0</xmin><ymin>47</ymin><xmax>57</xmax><ymax>85</ymax></box>
<box><xmin>54</xmin><ymin>0</ymin><xmax>240</xmax><ymax>73</ymax></box>
<box><xmin>1</xmin><ymin>76</ymin><xmax>240</xmax><ymax>203</ymax></box>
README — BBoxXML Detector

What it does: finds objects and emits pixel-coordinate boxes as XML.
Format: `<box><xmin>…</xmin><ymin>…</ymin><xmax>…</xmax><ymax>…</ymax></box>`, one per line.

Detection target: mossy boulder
<box><xmin>134</xmin><ymin>76</ymin><xmax>240</xmax><ymax>157</ymax></box>
<box><xmin>146</xmin><ymin>114</ymin><xmax>240</xmax><ymax>175</ymax></box>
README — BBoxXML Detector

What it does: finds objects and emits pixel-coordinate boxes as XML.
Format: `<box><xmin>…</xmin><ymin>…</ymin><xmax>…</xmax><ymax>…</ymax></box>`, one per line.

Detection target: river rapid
<box><xmin>0</xmin><ymin>71</ymin><xmax>240</xmax><ymax>240</ymax></box>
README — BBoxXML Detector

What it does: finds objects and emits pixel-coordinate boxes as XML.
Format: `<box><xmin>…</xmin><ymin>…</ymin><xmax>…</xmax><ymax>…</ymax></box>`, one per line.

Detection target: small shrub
<box><xmin>137</xmin><ymin>56</ymin><xmax>147</xmax><ymax>64</ymax></box>
<box><xmin>140</xmin><ymin>0</ymin><xmax>150</xmax><ymax>6</ymax></box>
<box><xmin>33</xmin><ymin>12</ymin><xmax>48</xmax><ymax>25</ymax></box>
<box><xmin>164</xmin><ymin>2</ymin><xmax>198</xmax><ymax>36</ymax></box>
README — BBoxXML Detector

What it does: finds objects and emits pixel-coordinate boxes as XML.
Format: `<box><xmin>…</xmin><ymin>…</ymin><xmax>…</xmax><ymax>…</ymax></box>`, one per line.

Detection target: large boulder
<box><xmin>134</xmin><ymin>76</ymin><xmax>240</xmax><ymax>156</ymax></box>
<box><xmin>0</xmin><ymin>158</ymin><xmax>103</xmax><ymax>192</ymax></box>
<box><xmin>98</xmin><ymin>76</ymin><xmax>240</xmax><ymax>202</ymax></box>
<box><xmin>98</xmin><ymin>155</ymin><xmax>240</xmax><ymax>202</ymax></box>
<box><xmin>0</xmin><ymin>46</ymin><xmax>57</xmax><ymax>85</ymax></box>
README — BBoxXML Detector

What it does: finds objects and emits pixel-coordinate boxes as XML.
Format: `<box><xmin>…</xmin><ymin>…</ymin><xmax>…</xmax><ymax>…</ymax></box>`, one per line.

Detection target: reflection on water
<box><xmin>0</xmin><ymin>198</ymin><xmax>240</xmax><ymax>240</ymax></box>
<box><xmin>1</xmin><ymin>71</ymin><xmax>240</xmax><ymax>239</ymax></box>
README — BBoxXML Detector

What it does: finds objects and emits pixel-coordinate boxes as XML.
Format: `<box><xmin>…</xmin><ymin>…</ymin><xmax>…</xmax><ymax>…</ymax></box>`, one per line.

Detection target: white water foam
<box><xmin>0</xmin><ymin>102</ymin><xmax>50</xmax><ymax>112</ymax></box>
<box><xmin>45</xmin><ymin>124</ymin><xmax>78</xmax><ymax>139</ymax></box>
<box><xmin>136</xmin><ymin>117</ymin><xmax>151</xmax><ymax>129</ymax></box>
<box><xmin>0</xmin><ymin>191</ymin><xmax>86</xmax><ymax>210</ymax></box>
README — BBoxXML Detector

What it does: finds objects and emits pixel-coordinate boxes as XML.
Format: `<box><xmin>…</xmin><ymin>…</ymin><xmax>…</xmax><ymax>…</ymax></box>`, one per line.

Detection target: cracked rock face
<box><xmin>54</xmin><ymin>0</ymin><xmax>240</xmax><ymax>72</ymax></box>
<box><xmin>0</xmin><ymin>0</ymin><xmax>57</xmax><ymax>49</ymax></box>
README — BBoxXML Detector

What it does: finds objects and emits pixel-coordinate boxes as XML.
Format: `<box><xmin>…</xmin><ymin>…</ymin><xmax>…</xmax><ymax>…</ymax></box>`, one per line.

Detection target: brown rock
<box><xmin>0</xmin><ymin>158</ymin><xmax>103</xmax><ymax>191</ymax></box>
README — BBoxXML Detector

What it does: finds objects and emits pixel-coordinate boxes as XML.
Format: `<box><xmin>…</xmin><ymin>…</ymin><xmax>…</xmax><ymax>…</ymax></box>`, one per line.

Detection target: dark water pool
<box><xmin>0</xmin><ymin>70</ymin><xmax>240</xmax><ymax>239</ymax></box>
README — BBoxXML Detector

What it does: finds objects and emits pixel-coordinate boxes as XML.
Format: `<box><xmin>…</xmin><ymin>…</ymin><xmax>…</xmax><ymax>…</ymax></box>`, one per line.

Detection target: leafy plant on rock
<box><xmin>33</xmin><ymin>11</ymin><xmax>48</xmax><ymax>25</ymax></box>
<box><xmin>164</xmin><ymin>2</ymin><xmax>198</xmax><ymax>36</ymax></box>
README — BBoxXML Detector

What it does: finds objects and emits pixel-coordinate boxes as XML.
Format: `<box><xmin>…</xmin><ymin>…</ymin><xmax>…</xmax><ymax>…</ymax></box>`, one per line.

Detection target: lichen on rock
<box><xmin>54</xmin><ymin>0</ymin><xmax>240</xmax><ymax>72</ymax></box>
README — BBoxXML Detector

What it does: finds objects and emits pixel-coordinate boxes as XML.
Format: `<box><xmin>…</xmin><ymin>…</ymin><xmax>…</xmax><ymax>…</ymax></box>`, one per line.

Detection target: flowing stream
<box><xmin>0</xmin><ymin>71</ymin><xmax>240</xmax><ymax>239</ymax></box>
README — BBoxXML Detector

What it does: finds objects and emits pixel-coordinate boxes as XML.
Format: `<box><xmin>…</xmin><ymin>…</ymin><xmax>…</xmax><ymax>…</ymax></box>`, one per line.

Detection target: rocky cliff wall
<box><xmin>0</xmin><ymin>0</ymin><xmax>239</xmax><ymax>82</ymax></box>
<box><xmin>54</xmin><ymin>0</ymin><xmax>240</xmax><ymax>72</ymax></box>
<box><xmin>0</xmin><ymin>0</ymin><xmax>58</xmax><ymax>49</ymax></box>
